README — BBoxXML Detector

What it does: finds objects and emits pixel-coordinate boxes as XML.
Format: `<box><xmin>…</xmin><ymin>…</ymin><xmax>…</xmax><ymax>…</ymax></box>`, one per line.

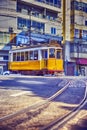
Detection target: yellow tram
<box><xmin>8</xmin><ymin>41</ymin><xmax>64</xmax><ymax>75</ymax></box>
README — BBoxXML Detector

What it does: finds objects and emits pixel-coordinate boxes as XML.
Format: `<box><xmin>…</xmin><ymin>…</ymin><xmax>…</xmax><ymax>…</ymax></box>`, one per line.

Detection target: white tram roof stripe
<box><xmin>9</xmin><ymin>46</ymin><xmax>62</xmax><ymax>53</ymax></box>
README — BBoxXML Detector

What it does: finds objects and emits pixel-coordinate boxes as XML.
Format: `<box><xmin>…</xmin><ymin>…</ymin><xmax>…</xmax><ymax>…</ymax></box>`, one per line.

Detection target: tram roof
<box><xmin>11</xmin><ymin>41</ymin><xmax>62</xmax><ymax>51</ymax></box>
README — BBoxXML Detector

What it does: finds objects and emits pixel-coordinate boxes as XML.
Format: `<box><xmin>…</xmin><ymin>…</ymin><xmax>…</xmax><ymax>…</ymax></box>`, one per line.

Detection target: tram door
<box><xmin>42</xmin><ymin>50</ymin><xmax>48</xmax><ymax>68</ymax></box>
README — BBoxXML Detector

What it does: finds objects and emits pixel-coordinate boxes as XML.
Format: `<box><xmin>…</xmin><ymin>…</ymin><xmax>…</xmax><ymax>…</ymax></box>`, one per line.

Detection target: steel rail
<box><xmin>0</xmin><ymin>80</ymin><xmax>71</xmax><ymax>122</ymax></box>
<box><xmin>41</xmin><ymin>80</ymin><xmax>87</xmax><ymax>130</ymax></box>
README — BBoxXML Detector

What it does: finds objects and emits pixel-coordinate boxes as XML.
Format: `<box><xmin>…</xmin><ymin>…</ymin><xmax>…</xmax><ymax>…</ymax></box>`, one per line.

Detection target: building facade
<box><xmin>63</xmin><ymin>0</ymin><xmax>87</xmax><ymax>76</ymax></box>
<box><xmin>0</xmin><ymin>0</ymin><xmax>62</xmax><ymax>73</ymax></box>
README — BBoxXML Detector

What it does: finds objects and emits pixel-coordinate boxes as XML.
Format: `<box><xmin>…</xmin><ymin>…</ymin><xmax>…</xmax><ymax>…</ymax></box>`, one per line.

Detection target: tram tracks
<box><xmin>0</xmin><ymin>80</ymin><xmax>71</xmax><ymax>123</ymax></box>
<box><xmin>41</xmin><ymin>80</ymin><xmax>87</xmax><ymax>130</ymax></box>
<box><xmin>0</xmin><ymin>79</ymin><xmax>86</xmax><ymax>130</ymax></box>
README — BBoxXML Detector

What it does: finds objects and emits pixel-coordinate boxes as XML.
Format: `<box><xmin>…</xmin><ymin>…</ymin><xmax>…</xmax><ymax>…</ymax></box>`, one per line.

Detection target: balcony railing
<box><xmin>70</xmin><ymin>52</ymin><xmax>87</xmax><ymax>59</ymax></box>
<box><xmin>35</xmin><ymin>0</ymin><xmax>61</xmax><ymax>8</ymax></box>
<box><xmin>0</xmin><ymin>7</ymin><xmax>17</xmax><ymax>17</ymax></box>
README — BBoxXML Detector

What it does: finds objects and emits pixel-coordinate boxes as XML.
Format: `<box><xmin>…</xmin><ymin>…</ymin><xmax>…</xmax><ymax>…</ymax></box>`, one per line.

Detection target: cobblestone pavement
<box><xmin>0</xmin><ymin>75</ymin><xmax>87</xmax><ymax>130</ymax></box>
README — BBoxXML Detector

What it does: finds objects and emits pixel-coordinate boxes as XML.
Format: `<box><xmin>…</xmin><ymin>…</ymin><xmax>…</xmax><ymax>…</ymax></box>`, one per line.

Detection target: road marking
<box><xmin>18</xmin><ymin>80</ymin><xmax>46</xmax><ymax>84</ymax></box>
<box><xmin>10</xmin><ymin>91</ymin><xmax>33</xmax><ymax>97</ymax></box>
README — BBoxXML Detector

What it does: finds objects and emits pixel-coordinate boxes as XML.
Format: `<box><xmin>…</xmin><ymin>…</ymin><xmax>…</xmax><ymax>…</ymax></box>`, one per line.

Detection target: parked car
<box><xmin>2</xmin><ymin>71</ymin><xmax>10</xmax><ymax>75</ymax></box>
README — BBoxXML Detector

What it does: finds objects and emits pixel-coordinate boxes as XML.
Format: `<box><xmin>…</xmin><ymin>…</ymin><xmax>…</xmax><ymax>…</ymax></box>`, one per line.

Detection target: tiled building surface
<box><xmin>63</xmin><ymin>0</ymin><xmax>87</xmax><ymax>76</ymax></box>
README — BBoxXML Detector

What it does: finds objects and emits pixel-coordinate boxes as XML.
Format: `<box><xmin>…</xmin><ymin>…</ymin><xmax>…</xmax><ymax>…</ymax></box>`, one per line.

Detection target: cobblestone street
<box><xmin>0</xmin><ymin>75</ymin><xmax>87</xmax><ymax>129</ymax></box>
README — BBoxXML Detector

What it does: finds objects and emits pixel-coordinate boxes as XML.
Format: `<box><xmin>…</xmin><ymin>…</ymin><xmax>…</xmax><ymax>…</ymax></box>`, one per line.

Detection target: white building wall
<box><xmin>0</xmin><ymin>16</ymin><xmax>17</xmax><ymax>32</ymax></box>
<box><xmin>64</xmin><ymin>0</ymin><xmax>71</xmax><ymax>62</ymax></box>
<box><xmin>0</xmin><ymin>0</ymin><xmax>16</xmax><ymax>10</ymax></box>
<box><xmin>45</xmin><ymin>21</ymin><xmax>62</xmax><ymax>36</ymax></box>
<box><xmin>0</xmin><ymin>0</ymin><xmax>17</xmax><ymax>32</ymax></box>
<box><xmin>65</xmin><ymin>41</ymin><xmax>70</xmax><ymax>61</ymax></box>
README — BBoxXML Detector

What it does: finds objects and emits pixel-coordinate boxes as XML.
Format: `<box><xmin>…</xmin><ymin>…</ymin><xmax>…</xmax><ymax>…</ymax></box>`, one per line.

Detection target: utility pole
<box><xmin>77</xmin><ymin>0</ymin><xmax>83</xmax><ymax>75</ymax></box>
<box><xmin>28</xmin><ymin>9</ymin><xmax>31</xmax><ymax>45</ymax></box>
<box><xmin>62</xmin><ymin>0</ymin><xmax>66</xmax><ymax>75</ymax></box>
<box><xmin>77</xmin><ymin>29</ymin><xmax>82</xmax><ymax>75</ymax></box>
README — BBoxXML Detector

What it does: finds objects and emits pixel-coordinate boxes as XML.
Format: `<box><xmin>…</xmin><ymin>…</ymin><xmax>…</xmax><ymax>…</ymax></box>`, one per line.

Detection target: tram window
<box><xmin>56</xmin><ymin>51</ymin><xmax>61</xmax><ymax>59</ymax></box>
<box><xmin>34</xmin><ymin>51</ymin><xmax>38</xmax><ymax>60</ymax></box>
<box><xmin>28</xmin><ymin>51</ymin><xmax>30</xmax><ymax>60</ymax></box>
<box><xmin>21</xmin><ymin>52</ymin><xmax>24</xmax><ymax>61</ymax></box>
<box><xmin>42</xmin><ymin>50</ymin><xmax>48</xmax><ymax>59</ymax></box>
<box><xmin>17</xmin><ymin>52</ymin><xmax>20</xmax><ymax>61</ymax></box>
<box><xmin>25</xmin><ymin>51</ymin><xmax>28</xmax><ymax>60</ymax></box>
<box><xmin>49</xmin><ymin>48</ymin><xmax>55</xmax><ymax>58</ymax></box>
<box><xmin>13</xmin><ymin>53</ymin><xmax>16</xmax><ymax>61</ymax></box>
<box><xmin>30</xmin><ymin>51</ymin><xmax>34</xmax><ymax>60</ymax></box>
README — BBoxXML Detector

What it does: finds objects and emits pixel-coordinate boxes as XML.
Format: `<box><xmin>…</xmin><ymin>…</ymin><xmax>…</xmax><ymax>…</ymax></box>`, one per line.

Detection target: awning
<box><xmin>31</xmin><ymin>37</ymin><xmax>47</xmax><ymax>42</ymax></box>
<box><xmin>31</xmin><ymin>33</ymin><xmax>62</xmax><ymax>41</ymax></box>
<box><xmin>76</xmin><ymin>59</ymin><xmax>87</xmax><ymax>65</ymax></box>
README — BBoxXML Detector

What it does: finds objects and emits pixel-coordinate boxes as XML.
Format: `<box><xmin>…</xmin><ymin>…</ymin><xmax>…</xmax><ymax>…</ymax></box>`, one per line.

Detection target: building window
<box><xmin>74</xmin><ymin>29</ymin><xmax>79</xmax><ymax>38</ymax></box>
<box><xmin>71</xmin><ymin>15</ymin><xmax>74</xmax><ymax>24</ymax></box>
<box><xmin>73</xmin><ymin>1</ymin><xmax>87</xmax><ymax>13</ymax></box>
<box><xmin>32</xmin><ymin>21</ymin><xmax>44</xmax><ymax>33</ymax></box>
<box><xmin>0</xmin><ymin>32</ymin><xmax>10</xmax><ymax>45</ymax></box>
<box><xmin>82</xmin><ymin>30</ymin><xmax>87</xmax><ymax>40</ymax></box>
<box><xmin>3</xmin><ymin>56</ymin><xmax>8</xmax><ymax>60</ymax></box>
<box><xmin>36</xmin><ymin>0</ymin><xmax>61</xmax><ymax>8</ymax></box>
<box><xmin>18</xmin><ymin>18</ymin><xmax>45</xmax><ymax>34</ymax></box>
<box><xmin>17</xmin><ymin>17</ymin><xmax>30</xmax><ymax>29</ymax></box>
<box><xmin>51</xmin><ymin>27</ymin><xmax>56</xmax><ymax>35</ymax></box>
<box><xmin>85</xmin><ymin>21</ymin><xmax>87</xmax><ymax>26</ymax></box>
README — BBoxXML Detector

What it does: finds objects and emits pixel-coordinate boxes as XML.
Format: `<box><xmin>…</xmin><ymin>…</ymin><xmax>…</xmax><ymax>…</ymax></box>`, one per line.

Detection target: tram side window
<box><xmin>13</xmin><ymin>53</ymin><xmax>16</xmax><ymax>61</ymax></box>
<box><xmin>42</xmin><ymin>50</ymin><xmax>48</xmax><ymax>59</ymax></box>
<box><xmin>56</xmin><ymin>50</ymin><xmax>61</xmax><ymax>59</ymax></box>
<box><xmin>34</xmin><ymin>51</ymin><xmax>38</xmax><ymax>60</ymax></box>
<box><xmin>17</xmin><ymin>52</ymin><xmax>20</xmax><ymax>61</ymax></box>
<box><xmin>25</xmin><ymin>51</ymin><xmax>28</xmax><ymax>61</ymax></box>
<box><xmin>30</xmin><ymin>51</ymin><xmax>34</xmax><ymax>60</ymax></box>
<box><xmin>21</xmin><ymin>52</ymin><xmax>24</xmax><ymax>61</ymax></box>
<box><xmin>28</xmin><ymin>51</ymin><xmax>30</xmax><ymax>60</ymax></box>
<box><xmin>49</xmin><ymin>48</ymin><xmax>55</xmax><ymax>58</ymax></box>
